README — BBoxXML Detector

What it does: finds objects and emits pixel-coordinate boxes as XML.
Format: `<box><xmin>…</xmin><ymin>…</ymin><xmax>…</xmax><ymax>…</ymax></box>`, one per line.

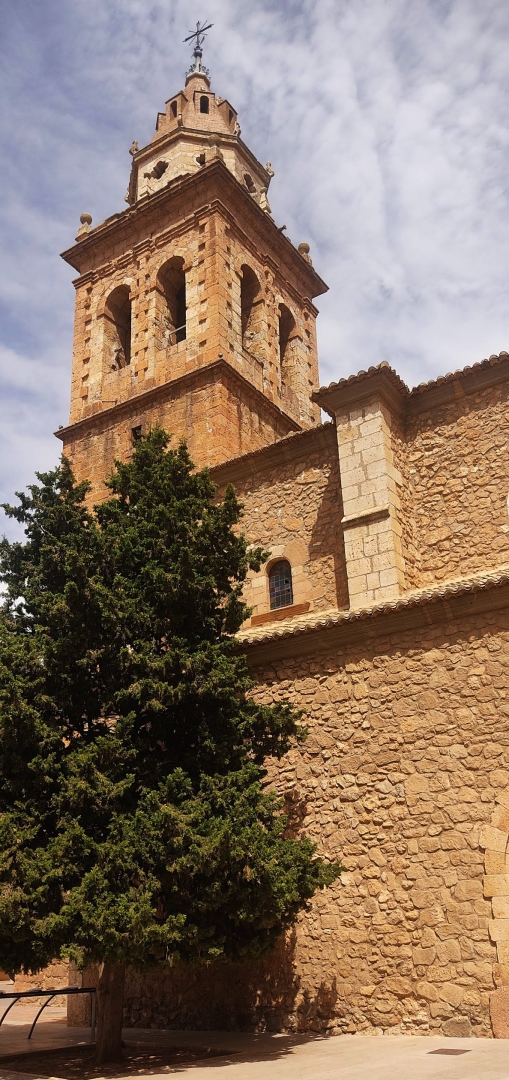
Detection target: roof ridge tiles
<box><xmin>238</xmin><ymin>563</ymin><xmax>509</xmax><ymax>646</ymax></box>
<box><xmin>313</xmin><ymin>361</ymin><xmax>408</xmax><ymax>401</ymax></box>
<box><xmin>409</xmin><ymin>350</ymin><xmax>509</xmax><ymax>395</ymax></box>
<box><xmin>314</xmin><ymin>352</ymin><xmax>509</xmax><ymax>402</ymax></box>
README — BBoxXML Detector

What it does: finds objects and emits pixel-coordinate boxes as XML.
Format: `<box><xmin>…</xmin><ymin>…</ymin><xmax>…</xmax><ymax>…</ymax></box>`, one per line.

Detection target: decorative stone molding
<box><xmin>251</xmin><ymin>601</ymin><xmax>310</xmax><ymax>626</ymax></box>
<box><xmin>341</xmin><ymin>505</ymin><xmax>390</xmax><ymax>530</ymax></box>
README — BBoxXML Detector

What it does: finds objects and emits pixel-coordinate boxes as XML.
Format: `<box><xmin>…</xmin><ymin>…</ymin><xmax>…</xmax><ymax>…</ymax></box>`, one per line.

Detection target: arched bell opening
<box><xmin>104</xmin><ymin>285</ymin><xmax>132</xmax><ymax>370</ymax></box>
<box><xmin>278</xmin><ymin>304</ymin><xmax>296</xmax><ymax>372</ymax></box>
<box><xmin>156</xmin><ymin>257</ymin><xmax>187</xmax><ymax>347</ymax></box>
<box><xmin>279</xmin><ymin>302</ymin><xmax>305</xmax><ymax>407</ymax></box>
<box><xmin>240</xmin><ymin>264</ymin><xmax>262</xmax><ymax>360</ymax></box>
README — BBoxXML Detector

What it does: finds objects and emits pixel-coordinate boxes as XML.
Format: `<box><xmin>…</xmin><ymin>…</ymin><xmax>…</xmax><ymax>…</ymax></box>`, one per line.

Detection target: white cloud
<box><xmin>2</xmin><ymin>0</ymin><xmax>509</xmax><ymax>531</ymax></box>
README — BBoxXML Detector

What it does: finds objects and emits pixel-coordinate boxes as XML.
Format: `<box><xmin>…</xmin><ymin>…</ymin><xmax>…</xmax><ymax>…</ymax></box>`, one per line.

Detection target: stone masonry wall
<box><xmin>332</xmin><ymin>396</ymin><xmax>406</xmax><ymax>608</ymax></box>
<box><xmin>11</xmin><ymin>960</ymin><xmax>69</xmax><ymax>1008</ymax></box>
<box><xmin>62</xmin><ymin>366</ymin><xmax>297</xmax><ymax>500</ymax></box>
<box><xmin>107</xmin><ymin>599</ymin><xmax>509</xmax><ymax>1038</ymax></box>
<box><xmin>212</xmin><ymin>426</ymin><xmax>349</xmax><ymax>618</ymax></box>
<box><xmin>389</xmin><ymin>408</ymin><xmax>421</xmax><ymax>590</ymax></box>
<box><xmin>403</xmin><ymin>381</ymin><xmax>509</xmax><ymax>586</ymax></box>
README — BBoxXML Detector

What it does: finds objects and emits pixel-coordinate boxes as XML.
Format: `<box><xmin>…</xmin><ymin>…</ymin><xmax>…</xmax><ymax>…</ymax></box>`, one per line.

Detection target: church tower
<box><xmin>57</xmin><ymin>34</ymin><xmax>328</xmax><ymax>496</ymax></box>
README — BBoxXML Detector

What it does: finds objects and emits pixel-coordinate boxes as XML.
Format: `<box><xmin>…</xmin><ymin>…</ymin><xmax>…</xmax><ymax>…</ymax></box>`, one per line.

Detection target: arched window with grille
<box><xmin>269</xmin><ymin>560</ymin><xmax>293</xmax><ymax>611</ymax></box>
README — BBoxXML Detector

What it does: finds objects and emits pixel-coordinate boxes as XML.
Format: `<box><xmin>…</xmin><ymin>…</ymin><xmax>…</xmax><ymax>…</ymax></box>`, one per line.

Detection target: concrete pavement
<box><xmin>0</xmin><ymin>1011</ymin><xmax>508</xmax><ymax>1080</ymax></box>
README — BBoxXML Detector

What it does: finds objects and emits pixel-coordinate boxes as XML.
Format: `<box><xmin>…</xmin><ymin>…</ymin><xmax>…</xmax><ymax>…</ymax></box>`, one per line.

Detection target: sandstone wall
<box><xmin>314</xmin><ymin>359</ymin><xmax>509</xmax><ymax>607</ymax></box>
<box><xmin>62</xmin><ymin>364</ymin><xmax>297</xmax><ymax>499</ymax></box>
<box><xmin>212</xmin><ymin>426</ymin><xmax>349</xmax><ymax>618</ymax></box>
<box><xmin>64</xmin><ymin>161</ymin><xmax>323</xmax><ymax>504</ymax></box>
<box><xmin>390</xmin><ymin>408</ymin><xmax>420</xmax><ymax>590</ymax></box>
<box><xmin>95</xmin><ymin>594</ymin><xmax>509</xmax><ymax>1038</ymax></box>
<box><xmin>11</xmin><ymin>959</ymin><xmax>69</xmax><ymax>1008</ymax></box>
<box><xmin>403</xmin><ymin>380</ymin><xmax>509</xmax><ymax>587</ymax></box>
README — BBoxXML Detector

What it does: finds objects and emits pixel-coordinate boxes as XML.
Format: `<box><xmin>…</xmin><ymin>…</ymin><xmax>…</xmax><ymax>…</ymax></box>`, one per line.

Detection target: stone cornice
<box><xmin>54</xmin><ymin>358</ymin><xmax>302</xmax><ymax>445</ymax></box>
<box><xmin>313</xmin><ymin>353</ymin><xmax>509</xmax><ymax>420</ymax></box>
<box><xmin>133</xmin><ymin>126</ymin><xmax>271</xmax><ymax>188</ymax></box>
<box><xmin>60</xmin><ymin>159</ymin><xmax>328</xmax><ymax>299</ymax></box>
<box><xmin>238</xmin><ymin>564</ymin><xmax>509</xmax><ymax>664</ymax></box>
<box><xmin>406</xmin><ymin>351</ymin><xmax>509</xmax><ymax>414</ymax></box>
<box><xmin>70</xmin><ymin>200</ymin><xmax>322</xmax><ymax>319</ymax></box>
<box><xmin>210</xmin><ymin>422</ymin><xmax>335</xmax><ymax>488</ymax></box>
<box><xmin>341</xmin><ymin>505</ymin><xmax>390</xmax><ymax>529</ymax></box>
<box><xmin>313</xmin><ymin>362</ymin><xmax>407</xmax><ymax>417</ymax></box>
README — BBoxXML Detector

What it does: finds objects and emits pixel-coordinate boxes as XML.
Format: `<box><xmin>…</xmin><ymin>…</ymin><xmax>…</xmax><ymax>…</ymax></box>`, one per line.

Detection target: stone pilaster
<box><xmin>314</xmin><ymin>365</ymin><xmax>407</xmax><ymax>608</ymax></box>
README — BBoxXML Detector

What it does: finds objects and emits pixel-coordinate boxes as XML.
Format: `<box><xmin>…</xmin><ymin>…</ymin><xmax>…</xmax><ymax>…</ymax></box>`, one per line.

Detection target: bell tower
<box><xmin>57</xmin><ymin>34</ymin><xmax>328</xmax><ymax>498</ymax></box>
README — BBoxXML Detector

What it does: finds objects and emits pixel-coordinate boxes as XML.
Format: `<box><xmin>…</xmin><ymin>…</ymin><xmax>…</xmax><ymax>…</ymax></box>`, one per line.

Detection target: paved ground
<box><xmin>0</xmin><ymin>1004</ymin><xmax>508</xmax><ymax>1080</ymax></box>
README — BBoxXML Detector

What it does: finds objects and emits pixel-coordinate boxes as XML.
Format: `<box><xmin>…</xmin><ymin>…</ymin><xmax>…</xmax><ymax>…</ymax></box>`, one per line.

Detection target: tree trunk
<box><xmin>95</xmin><ymin>960</ymin><xmax>125</xmax><ymax>1064</ymax></box>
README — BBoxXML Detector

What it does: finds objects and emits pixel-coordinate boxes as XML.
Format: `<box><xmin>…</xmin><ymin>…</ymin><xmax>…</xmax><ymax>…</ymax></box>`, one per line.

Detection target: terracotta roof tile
<box><xmin>313</xmin><ymin>361</ymin><xmax>408</xmax><ymax>402</ymax></box>
<box><xmin>313</xmin><ymin>352</ymin><xmax>509</xmax><ymax>402</ymax></box>
<box><xmin>238</xmin><ymin>564</ymin><xmax>509</xmax><ymax>646</ymax></box>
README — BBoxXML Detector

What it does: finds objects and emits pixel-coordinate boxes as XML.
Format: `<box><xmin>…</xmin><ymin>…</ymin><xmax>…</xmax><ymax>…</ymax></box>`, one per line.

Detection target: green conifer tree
<box><xmin>0</xmin><ymin>430</ymin><xmax>339</xmax><ymax>1063</ymax></box>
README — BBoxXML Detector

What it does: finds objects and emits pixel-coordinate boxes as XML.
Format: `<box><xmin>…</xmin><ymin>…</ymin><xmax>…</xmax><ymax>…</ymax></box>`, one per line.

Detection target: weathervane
<box><xmin>184</xmin><ymin>20</ymin><xmax>213</xmax><ymax>77</ymax></box>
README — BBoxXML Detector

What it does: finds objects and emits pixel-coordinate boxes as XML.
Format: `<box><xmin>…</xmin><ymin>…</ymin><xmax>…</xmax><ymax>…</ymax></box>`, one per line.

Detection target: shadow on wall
<box><xmin>308</xmin><ymin>454</ymin><xmax>349</xmax><ymax>611</ymax></box>
<box><xmin>69</xmin><ymin>934</ymin><xmax>339</xmax><ymax>1034</ymax></box>
<box><xmin>124</xmin><ymin>931</ymin><xmax>339</xmax><ymax>1033</ymax></box>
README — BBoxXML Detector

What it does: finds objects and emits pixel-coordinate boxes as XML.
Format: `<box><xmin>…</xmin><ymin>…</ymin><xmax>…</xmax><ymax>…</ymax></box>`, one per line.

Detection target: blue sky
<box><xmin>1</xmin><ymin>0</ymin><xmax>509</xmax><ymax>534</ymax></box>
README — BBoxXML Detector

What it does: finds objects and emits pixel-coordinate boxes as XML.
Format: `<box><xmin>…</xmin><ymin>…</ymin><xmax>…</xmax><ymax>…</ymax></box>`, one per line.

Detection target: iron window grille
<box><xmin>269</xmin><ymin>560</ymin><xmax>293</xmax><ymax>610</ymax></box>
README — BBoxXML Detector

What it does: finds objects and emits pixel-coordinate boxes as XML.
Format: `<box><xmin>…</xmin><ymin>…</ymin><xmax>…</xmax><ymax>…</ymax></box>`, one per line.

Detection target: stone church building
<box><xmin>51</xmin><ymin>49</ymin><xmax>509</xmax><ymax>1038</ymax></box>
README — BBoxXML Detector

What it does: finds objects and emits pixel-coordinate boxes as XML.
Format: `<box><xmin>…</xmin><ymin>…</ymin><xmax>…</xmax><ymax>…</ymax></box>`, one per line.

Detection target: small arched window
<box><xmin>200</xmin><ymin>95</ymin><xmax>209</xmax><ymax>114</ymax></box>
<box><xmin>170</xmin><ymin>101</ymin><xmax>177</xmax><ymax>118</ymax></box>
<box><xmin>148</xmin><ymin>160</ymin><xmax>168</xmax><ymax>180</ymax></box>
<box><xmin>269</xmin><ymin>561</ymin><xmax>293</xmax><ymax>611</ymax></box>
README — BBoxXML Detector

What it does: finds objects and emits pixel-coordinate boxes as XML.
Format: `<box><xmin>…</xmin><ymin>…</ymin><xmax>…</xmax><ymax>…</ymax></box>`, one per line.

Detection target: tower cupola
<box><xmin>126</xmin><ymin>26</ymin><xmax>272</xmax><ymax>212</ymax></box>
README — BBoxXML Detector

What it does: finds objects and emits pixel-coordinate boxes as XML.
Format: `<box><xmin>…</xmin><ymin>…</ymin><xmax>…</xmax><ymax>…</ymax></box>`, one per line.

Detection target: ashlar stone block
<box><xmin>484</xmin><ymin>876</ymin><xmax>509</xmax><ymax>898</ymax></box>
<box><xmin>335</xmin><ymin>396</ymin><xmax>406</xmax><ymax>609</ymax></box>
<box><xmin>489</xmin><ymin>919</ymin><xmax>509</xmax><ymax>941</ymax></box>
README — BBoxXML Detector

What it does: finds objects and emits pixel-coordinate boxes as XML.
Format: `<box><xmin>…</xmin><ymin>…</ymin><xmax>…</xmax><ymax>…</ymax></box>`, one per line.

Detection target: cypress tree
<box><xmin>0</xmin><ymin>430</ymin><xmax>339</xmax><ymax>1063</ymax></box>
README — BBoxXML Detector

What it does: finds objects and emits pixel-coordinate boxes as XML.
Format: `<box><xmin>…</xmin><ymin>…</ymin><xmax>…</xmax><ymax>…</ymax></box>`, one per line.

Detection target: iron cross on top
<box><xmin>184</xmin><ymin>20</ymin><xmax>213</xmax><ymax>51</ymax></box>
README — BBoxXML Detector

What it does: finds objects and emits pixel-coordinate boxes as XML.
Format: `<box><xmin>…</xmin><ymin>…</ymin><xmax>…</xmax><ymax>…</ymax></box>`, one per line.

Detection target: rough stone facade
<box><xmin>240</xmin><ymin>592</ymin><xmax>509</xmax><ymax>1039</ymax></box>
<box><xmin>211</xmin><ymin>424</ymin><xmax>349</xmax><ymax>620</ymax></box>
<box><xmin>61</xmin><ymin>58</ymin><xmax>509</xmax><ymax>1038</ymax></box>
<box><xmin>8</xmin><ymin>960</ymin><xmax>70</xmax><ymax>1008</ymax></box>
<box><xmin>405</xmin><ymin>379</ymin><xmax>509</xmax><ymax>587</ymax></box>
